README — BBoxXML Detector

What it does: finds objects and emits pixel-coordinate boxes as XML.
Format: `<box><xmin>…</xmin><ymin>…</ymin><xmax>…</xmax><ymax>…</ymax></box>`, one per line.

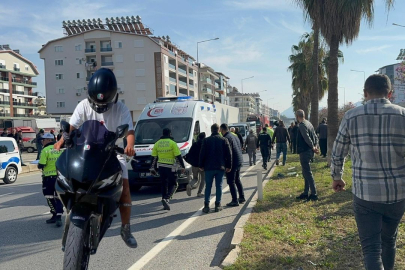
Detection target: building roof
<box><xmin>216</xmin><ymin>72</ymin><xmax>230</xmax><ymax>79</ymax></box>
<box><xmin>0</xmin><ymin>50</ymin><xmax>39</xmax><ymax>75</ymax></box>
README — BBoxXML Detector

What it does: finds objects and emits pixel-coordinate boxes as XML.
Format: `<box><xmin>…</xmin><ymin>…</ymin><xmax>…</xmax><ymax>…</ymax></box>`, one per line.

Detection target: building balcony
<box><xmin>179</xmin><ymin>81</ymin><xmax>187</xmax><ymax>88</ymax></box>
<box><xmin>101</xmin><ymin>61</ymin><xmax>113</xmax><ymax>66</ymax></box>
<box><xmin>188</xmin><ymin>72</ymin><xmax>194</xmax><ymax>78</ymax></box>
<box><xmin>85</xmin><ymin>48</ymin><xmax>96</xmax><ymax>53</ymax></box>
<box><xmin>169</xmin><ymin>63</ymin><xmax>176</xmax><ymax>71</ymax></box>
<box><xmin>189</xmin><ymin>84</ymin><xmax>194</xmax><ymax>89</ymax></box>
<box><xmin>0</xmin><ymin>64</ymin><xmax>6</xmax><ymax>69</ymax></box>
<box><xmin>12</xmin><ymin>90</ymin><xmax>25</xmax><ymax>95</ymax></box>
<box><xmin>100</xmin><ymin>47</ymin><xmax>112</xmax><ymax>52</ymax></box>
<box><xmin>11</xmin><ymin>78</ymin><xmax>37</xmax><ymax>87</ymax></box>
<box><xmin>0</xmin><ymin>76</ymin><xmax>9</xmax><ymax>82</ymax></box>
<box><xmin>14</xmin><ymin>67</ymin><xmax>20</xmax><ymax>72</ymax></box>
<box><xmin>202</xmin><ymin>78</ymin><xmax>212</xmax><ymax>84</ymax></box>
<box><xmin>178</xmin><ymin>68</ymin><xmax>187</xmax><ymax>76</ymax></box>
<box><xmin>12</xmin><ymin>101</ymin><xmax>38</xmax><ymax>108</ymax></box>
<box><xmin>169</xmin><ymin>77</ymin><xmax>177</xmax><ymax>84</ymax></box>
<box><xmin>201</xmin><ymin>88</ymin><xmax>213</xmax><ymax>95</ymax></box>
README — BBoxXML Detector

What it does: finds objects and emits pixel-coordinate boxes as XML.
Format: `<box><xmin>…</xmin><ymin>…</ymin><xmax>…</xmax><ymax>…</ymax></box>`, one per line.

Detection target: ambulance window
<box><xmin>194</xmin><ymin>121</ymin><xmax>200</xmax><ymax>135</ymax></box>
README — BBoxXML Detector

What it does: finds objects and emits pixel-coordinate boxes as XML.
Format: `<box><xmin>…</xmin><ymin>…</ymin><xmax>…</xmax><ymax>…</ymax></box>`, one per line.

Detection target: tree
<box><xmin>314</xmin><ymin>0</ymin><xmax>394</xmax><ymax>161</ymax></box>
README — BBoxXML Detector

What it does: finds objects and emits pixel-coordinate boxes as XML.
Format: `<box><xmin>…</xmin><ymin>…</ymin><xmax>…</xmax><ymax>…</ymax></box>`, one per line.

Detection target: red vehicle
<box><xmin>7</xmin><ymin>126</ymin><xmax>36</xmax><ymax>142</ymax></box>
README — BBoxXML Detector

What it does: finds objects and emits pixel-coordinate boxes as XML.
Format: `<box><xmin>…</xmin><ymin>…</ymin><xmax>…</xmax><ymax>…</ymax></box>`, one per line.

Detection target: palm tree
<box><xmin>294</xmin><ymin>0</ymin><xmax>323</xmax><ymax>128</ymax></box>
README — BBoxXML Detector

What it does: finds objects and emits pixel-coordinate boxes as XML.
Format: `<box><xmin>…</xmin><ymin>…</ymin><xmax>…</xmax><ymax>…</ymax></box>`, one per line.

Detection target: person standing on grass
<box><xmin>288</xmin><ymin>122</ymin><xmax>294</xmax><ymax>153</ymax></box>
<box><xmin>199</xmin><ymin>124</ymin><xmax>232</xmax><ymax>213</ymax></box>
<box><xmin>272</xmin><ymin>120</ymin><xmax>291</xmax><ymax>166</ymax></box>
<box><xmin>316</xmin><ymin>118</ymin><xmax>328</xmax><ymax>158</ymax></box>
<box><xmin>245</xmin><ymin>129</ymin><xmax>258</xmax><ymax>166</ymax></box>
<box><xmin>185</xmin><ymin>132</ymin><xmax>206</xmax><ymax>197</ymax></box>
<box><xmin>221</xmin><ymin>124</ymin><xmax>245</xmax><ymax>207</ymax></box>
<box><xmin>291</xmin><ymin>121</ymin><xmax>299</xmax><ymax>154</ymax></box>
<box><xmin>295</xmin><ymin>109</ymin><xmax>319</xmax><ymax>202</ymax></box>
<box><xmin>331</xmin><ymin>74</ymin><xmax>405</xmax><ymax>270</ymax></box>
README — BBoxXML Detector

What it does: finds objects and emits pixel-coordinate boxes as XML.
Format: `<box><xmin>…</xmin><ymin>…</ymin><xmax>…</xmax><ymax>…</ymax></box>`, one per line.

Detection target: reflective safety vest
<box><xmin>151</xmin><ymin>138</ymin><xmax>181</xmax><ymax>165</ymax></box>
<box><xmin>39</xmin><ymin>144</ymin><xmax>64</xmax><ymax>177</ymax></box>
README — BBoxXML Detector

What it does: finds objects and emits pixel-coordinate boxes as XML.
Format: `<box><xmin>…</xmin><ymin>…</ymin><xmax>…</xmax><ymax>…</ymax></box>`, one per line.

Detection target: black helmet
<box><xmin>87</xmin><ymin>68</ymin><xmax>118</xmax><ymax>113</ymax></box>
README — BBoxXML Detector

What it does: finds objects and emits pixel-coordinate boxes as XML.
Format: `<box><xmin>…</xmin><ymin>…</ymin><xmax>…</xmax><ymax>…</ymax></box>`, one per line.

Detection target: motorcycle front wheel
<box><xmin>63</xmin><ymin>224</ymin><xmax>90</xmax><ymax>270</ymax></box>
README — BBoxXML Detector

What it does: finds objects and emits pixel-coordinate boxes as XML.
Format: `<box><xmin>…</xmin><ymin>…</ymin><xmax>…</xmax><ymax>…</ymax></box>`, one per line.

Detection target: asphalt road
<box><xmin>0</xmin><ymin>152</ymin><xmax>275</xmax><ymax>270</ymax></box>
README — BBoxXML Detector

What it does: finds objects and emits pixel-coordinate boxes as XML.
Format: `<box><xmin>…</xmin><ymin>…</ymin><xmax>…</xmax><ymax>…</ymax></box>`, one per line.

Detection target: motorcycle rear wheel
<box><xmin>63</xmin><ymin>224</ymin><xmax>90</xmax><ymax>270</ymax></box>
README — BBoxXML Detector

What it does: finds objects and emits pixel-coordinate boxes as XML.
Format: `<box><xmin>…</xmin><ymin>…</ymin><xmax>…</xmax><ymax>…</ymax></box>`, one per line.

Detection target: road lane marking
<box><xmin>128</xmin><ymin>160</ymin><xmax>262</xmax><ymax>270</ymax></box>
<box><xmin>0</xmin><ymin>192</ymin><xmax>14</xmax><ymax>198</ymax></box>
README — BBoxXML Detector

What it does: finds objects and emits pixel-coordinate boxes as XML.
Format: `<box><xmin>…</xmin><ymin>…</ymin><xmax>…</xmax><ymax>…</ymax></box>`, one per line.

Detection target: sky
<box><xmin>1</xmin><ymin>0</ymin><xmax>405</xmax><ymax>114</ymax></box>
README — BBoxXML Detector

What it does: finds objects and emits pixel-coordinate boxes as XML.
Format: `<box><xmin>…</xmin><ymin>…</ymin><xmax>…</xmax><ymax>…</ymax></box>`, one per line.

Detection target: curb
<box><xmin>21</xmin><ymin>164</ymin><xmax>40</xmax><ymax>174</ymax></box>
<box><xmin>220</xmin><ymin>165</ymin><xmax>277</xmax><ymax>268</ymax></box>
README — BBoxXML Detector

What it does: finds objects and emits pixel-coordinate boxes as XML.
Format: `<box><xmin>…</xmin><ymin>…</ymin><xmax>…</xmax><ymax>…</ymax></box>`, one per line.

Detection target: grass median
<box><xmin>225</xmin><ymin>154</ymin><xmax>405</xmax><ymax>270</ymax></box>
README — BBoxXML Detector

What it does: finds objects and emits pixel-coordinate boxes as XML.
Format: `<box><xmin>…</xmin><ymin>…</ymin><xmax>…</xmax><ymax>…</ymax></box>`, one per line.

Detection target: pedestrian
<box><xmin>265</xmin><ymin>124</ymin><xmax>274</xmax><ymax>162</ymax></box>
<box><xmin>50</xmin><ymin>129</ymin><xmax>56</xmax><ymax>140</ymax></box>
<box><xmin>56</xmin><ymin>129</ymin><xmax>63</xmax><ymax>141</ymax></box>
<box><xmin>229</xmin><ymin>127</ymin><xmax>238</xmax><ymax>137</ymax></box>
<box><xmin>288</xmin><ymin>122</ymin><xmax>294</xmax><ymax>153</ymax></box>
<box><xmin>331</xmin><ymin>74</ymin><xmax>405</xmax><ymax>270</ymax></box>
<box><xmin>316</xmin><ymin>118</ymin><xmax>328</xmax><ymax>158</ymax></box>
<box><xmin>221</xmin><ymin>124</ymin><xmax>245</xmax><ymax>207</ymax></box>
<box><xmin>244</xmin><ymin>129</ymin><xmax>258</xmax><ymax>166</ymax></box>
<box><xmin>295</xmin><ymin>109</ymin><xmax>319</xmax><ymax>202</ymax></box>
<box><xmin>8</xmin><ymin>128</ymin><xmax>26</xmax><ymax>166</ymax></box>
<box><xmin>199</xmin><ymin>123</ymin><xmax>232</xmax><ymax>213</ymax></box>
<box><xmin>151</xmin><ymin>128</ymin><xmax>186</xmax><ymax>211</ymax></box>
<box><xmin>53</xmin><ymin>68</ymin><xmax>137</xmax><ymax>248</ymax></box>
<box><xmin>234</xmin><ymin>127</ymin><xmax>244</xmax><ymax>149</ymax></box>
<box><xmin>185</xmin><ymin>132</ymin><xmax>206</xmax><ymax>197</ymax></box>
<box><xmin>291</xmin><ymin>121</ymin><xmax>299</xmax><ymax>154</ymax></box>
<box><xmin>272</xmin><ymin>120</ymin><xmax>291</xmax><ymax>166</ymax></box>
<box><xmin>1</xmin><ymin>128</ymin><xmax>8</xmax><ymax>137</ymax></box>
<box><xmin>257</xmin><ymin>127</ymin><xmax>272</xmax><ymax>170</ymax></box>
<box><xmin>38</xmin><ymin>133</ymin><xmax>64</xmax><ymax>227</ymax></box>
<box><xmin>36</xmin><ymin>129</ymin><xmax>44</xmax><ymax>160</ymax></box>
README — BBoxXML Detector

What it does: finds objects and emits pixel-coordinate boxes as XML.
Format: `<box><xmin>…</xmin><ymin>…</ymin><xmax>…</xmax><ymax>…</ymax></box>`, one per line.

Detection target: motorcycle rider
<box><xmin>54</xmin><ymin>68</ymin><xmax>137</xmax><ymax>248</ymax></box>
<box><xmin>38</xmin><ymin>133</ymin><xmax>64</xmax><ymax>227</ymax></box>
<box><xmin>150</xmin><ymin>128</ymin><xmax>186</xmax><ymax>210</ymax></box>
<box><xmin>257</xmin><ymin>127</ymin><xmax>272</xmax><ymax>170</ymax></box>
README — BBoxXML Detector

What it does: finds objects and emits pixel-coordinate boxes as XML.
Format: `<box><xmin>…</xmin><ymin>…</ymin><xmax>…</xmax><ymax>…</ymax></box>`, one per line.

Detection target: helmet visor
<box><xmin>88</xmin><ymin>97</ymin><xmax>113</xmax><ymax>113</ymax></box>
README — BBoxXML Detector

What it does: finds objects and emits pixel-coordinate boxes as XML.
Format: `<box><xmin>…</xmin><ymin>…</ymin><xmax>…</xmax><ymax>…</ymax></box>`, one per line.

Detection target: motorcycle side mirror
<box><xmin>116</xmin><ymin>124</ymin><xmax>129</xmax><ymax>139</ymax></box>
<box><xmin>60</xmin><ymin>121</ymin><xmax>70</xmax><ymax>133</ymax></box>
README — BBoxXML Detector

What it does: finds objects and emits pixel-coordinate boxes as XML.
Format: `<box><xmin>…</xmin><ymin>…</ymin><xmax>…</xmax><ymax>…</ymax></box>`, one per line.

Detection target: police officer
<box><xmin>38</xmin><ymin>133</ymin><xmax>64</xmax><ymax>227</ymax></box>
<box><xmin>257</xmin><ymin>127</ymin><xmax>272</xmax><ymax>170</ymax></box>
<box><xmin>150</xmin><ymin>128</ymin><xmax>186</xmax><ymax>211</ymax></box>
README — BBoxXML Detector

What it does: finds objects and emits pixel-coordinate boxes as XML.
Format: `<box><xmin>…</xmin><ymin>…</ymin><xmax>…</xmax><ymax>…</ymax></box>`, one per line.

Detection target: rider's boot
<box><xmin>121</xmin><ymin>224</ymin><xmax>138</xmax><ymax>248</ymax></box>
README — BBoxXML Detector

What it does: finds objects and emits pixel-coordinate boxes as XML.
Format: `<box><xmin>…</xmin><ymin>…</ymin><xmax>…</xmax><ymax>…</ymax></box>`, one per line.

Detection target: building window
<box><xmin>56</xmin><ymin>74</ymin><xmax>63</xmax><ymax>80</ymax></box>
<box><xmin>55</xmin><ymin>46</ymin><xmax>63</xmax><ymax>52</ymax></box>
<box><xmin>25</xmin><ymin>65</ymin><xmax>29</xmax><ymax>71</ymax></box>
<box><xmin>76</xmin><ymin>73</ymin><xmax>81</xmax><ymax>79</ymax></box>
<box><xmin>57</xmin><ymin>102</ymin><xmax>65</xmax><ymax>108</ymax></box>
<box><xmin>55</xmin><ymin>60</ymin><xmax>64</xmax><ymax>66</ymax></box>
<box><xmin>57</xmin><ymin>88</ymin><xmax>65</xmax><ymax>94</ymax></box>
<box><xmin>75</xmin><ymin>44</ymin><xmax>82</xmax><ymax>51</ymax></box>
<box><xmin>118</xmin><ymin>42</ymin><xmax>122</xmax><ymax>48</ymax></box>
<box><xmin>76</xmin><ymin>58</ymin><xmax>83</xmax><ymax>65</ymax></box>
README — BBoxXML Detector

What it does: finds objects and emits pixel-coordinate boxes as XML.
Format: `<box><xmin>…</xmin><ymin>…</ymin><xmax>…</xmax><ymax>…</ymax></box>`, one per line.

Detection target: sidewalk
<box><xmin>223</xmin><ymin>155</ymin><xmax>405</xmax><ymax>270</ymax></box>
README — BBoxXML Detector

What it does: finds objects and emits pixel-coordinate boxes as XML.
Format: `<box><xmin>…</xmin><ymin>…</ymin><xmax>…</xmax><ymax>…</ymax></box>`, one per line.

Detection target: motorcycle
<box><xmin>55</xmin><ymin>120</ymin><xmax>129</xmax><ymax>270</ymax></box>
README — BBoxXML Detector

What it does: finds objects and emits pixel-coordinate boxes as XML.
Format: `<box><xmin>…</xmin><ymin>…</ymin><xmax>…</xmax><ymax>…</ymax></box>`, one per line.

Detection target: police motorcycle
<box><xmin>55</xmin><ymin>120</ymin><xmax>128</xmax><ymax>270</ymax></box>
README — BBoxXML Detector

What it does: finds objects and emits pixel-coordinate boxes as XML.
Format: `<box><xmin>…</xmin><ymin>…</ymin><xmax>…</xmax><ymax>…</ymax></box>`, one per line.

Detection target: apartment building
<box><xmin>378</xmin><ymin>63</ymin><xmax>405</xmax><ymax>107</ymax></box>
<box><xmin>0</xmin><ymin>45</ymin><xmax>41</xmax><ymax>122</ymax></box>
<box><xmin>39</xmin><ymin>16</ymin><xmax>198</xmax><ymax>121</ymax></box>
<box><xmin>215</xmin><ymin>72</ymin><xmax>230</xmax><ymax>105</ymax></box>
<box><xmin>228</xmin><ymin>91</ymin><xmax>256</xmax><ymax>122</ymax></box>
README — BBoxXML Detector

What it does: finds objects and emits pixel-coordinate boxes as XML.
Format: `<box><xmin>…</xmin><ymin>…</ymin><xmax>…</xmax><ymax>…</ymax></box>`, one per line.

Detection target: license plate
<box><xmin>140</xmin><ymin>173</ymin><xmax>151</xmax><ymax>178</ymax></box>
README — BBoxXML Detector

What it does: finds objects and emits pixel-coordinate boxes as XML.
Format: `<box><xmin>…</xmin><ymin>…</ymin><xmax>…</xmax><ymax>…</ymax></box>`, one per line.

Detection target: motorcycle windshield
<box><xmin>56</xmin><ymin>120</ymin><xmax>121</xmax><ymax>183</ymax></box>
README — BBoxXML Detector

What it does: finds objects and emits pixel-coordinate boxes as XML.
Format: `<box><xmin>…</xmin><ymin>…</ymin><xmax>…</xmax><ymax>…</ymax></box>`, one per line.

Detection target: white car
<box><xmin>0</xmin><ymin>137</ymin><xmax>22</xmax><ymax>184</ymax></box>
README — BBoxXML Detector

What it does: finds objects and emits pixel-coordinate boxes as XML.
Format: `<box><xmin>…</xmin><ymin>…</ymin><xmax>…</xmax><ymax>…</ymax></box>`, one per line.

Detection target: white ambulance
<box><xmin>128</xmin><ymin>96</ymin><xmax>239</xmax><ymax>191</ymax></box>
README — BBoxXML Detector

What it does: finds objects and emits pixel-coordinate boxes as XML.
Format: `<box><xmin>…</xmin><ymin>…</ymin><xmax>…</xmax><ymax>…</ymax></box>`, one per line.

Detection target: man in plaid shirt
<box><xmin>331</xmin><ymin>74</ymin><xmax>405</xmax><ymax>270</ymax></box>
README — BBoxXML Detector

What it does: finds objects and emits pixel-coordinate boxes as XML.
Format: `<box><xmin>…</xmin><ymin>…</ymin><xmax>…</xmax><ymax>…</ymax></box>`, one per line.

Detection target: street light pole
<box><xmin>196</xmin><ymin>37</ymin><xmax>219</xmax><ymax>64</ymax></box>
<box><xmin>241</xmin><ymin>76</ymin><xmax>254</xmax><ymax>95</ymax></box>
<box><xmin>350</xmin><ymin>69</ymin><xmax>366</xmax><ymax>84</ymax></box>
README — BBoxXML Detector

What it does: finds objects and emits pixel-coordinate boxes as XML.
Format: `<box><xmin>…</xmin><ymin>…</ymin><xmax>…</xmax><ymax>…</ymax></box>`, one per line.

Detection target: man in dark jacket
<box><xmin>316</xmin><ymin>118</ymin><xmax>328</xmax><ymax>157</ymax></box>
<box><xmin>295</xmin><ymin>110</ymin><xmax>319</xmax><ymax>201</ymax></box>
<box><xmin>257</xmin><ymin>127</ymin><xmax>272</xmax><ymax>170</ymax></box>
<box><xmin>36</xmin><ymin>129</ymin><xmax>44</xmax><ymax>160</ymax></box>
<box><xmin>185</xmin><ymin>132</ymin><xmax>206</xmax><ymax>197</ymax></box>
<box><xmin>199</xmin><ymin>124</ymin><xmax>232</xmax><ymax>213</ymax></box>
<box><xmin>8</xmin><ymin>128</ymin><xmax>25</xmax><ymax>166</ymax></box>
<box><xmin>235</xmin><ymin>127</ymin><xmax>244</xmax><ymax>150</ymax></box>
<box><xmin>272</xmin><ymin>120</ymin><xmax>291</xmax><ymax>166</ymax></box>
<box><xmin>1</xmin><ymin>128</ymin><xmax>8</xmax><ymax>137</ymax></box>
<box><xmin>288</xmin><ymin>122</ymin><xmax>294</xmax><ymax>153</ymax></box>
<box><xmin>291</xmin><ymin>122</ymin><xmax>299</xmax><ymax>154</ymax></box>
<box><xmin>221</xmin><ymin>124</ymin><xmax>245</xmax><ymax>206</ymax></box>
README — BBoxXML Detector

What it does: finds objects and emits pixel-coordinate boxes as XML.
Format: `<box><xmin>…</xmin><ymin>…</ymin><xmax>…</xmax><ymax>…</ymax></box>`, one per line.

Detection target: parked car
<box><xmin>23</xmin><ymin>138</ymin><xmax>37</xmax><ymax>153</ymax></box>
<box><xmin>0</xmin><ymin>137</ymin><xmax>22</xmax><ymax>184</ymax></box>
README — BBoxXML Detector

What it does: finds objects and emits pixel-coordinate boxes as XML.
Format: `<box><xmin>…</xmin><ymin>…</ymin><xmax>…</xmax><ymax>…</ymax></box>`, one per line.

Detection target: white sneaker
<box><xmin>186</xmin><ymin>184</ymin><xmax>192</xmax><ymax>196</ymax></box>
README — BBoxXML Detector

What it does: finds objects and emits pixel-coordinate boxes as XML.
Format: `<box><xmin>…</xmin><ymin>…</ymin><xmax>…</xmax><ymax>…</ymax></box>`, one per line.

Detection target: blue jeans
<box><xmin>353</xmin><ymin>195</ymin><xmax>405</xmax><ymax>270</ymax></box>
<box><xmin>276</xmin><ymin>143</ymin><xmax>287</xmax><ymax>165</ymax></box>
<box><xmin>204</xmin><ymin>170</ymin><xmax>224</xmax><ymax>203</ymax></box>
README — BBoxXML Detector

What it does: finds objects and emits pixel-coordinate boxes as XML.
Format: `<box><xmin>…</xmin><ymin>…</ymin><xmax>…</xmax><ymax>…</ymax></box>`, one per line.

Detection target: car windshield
<box><xmin>229</xmin><ymin>125</ymin><xmax>246</xmax><ymax>134</ymax></box>
<box><xmin>135</xmin><ymin>118</ymin><xmax>192</xmax><ymax>144</ymax></box>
